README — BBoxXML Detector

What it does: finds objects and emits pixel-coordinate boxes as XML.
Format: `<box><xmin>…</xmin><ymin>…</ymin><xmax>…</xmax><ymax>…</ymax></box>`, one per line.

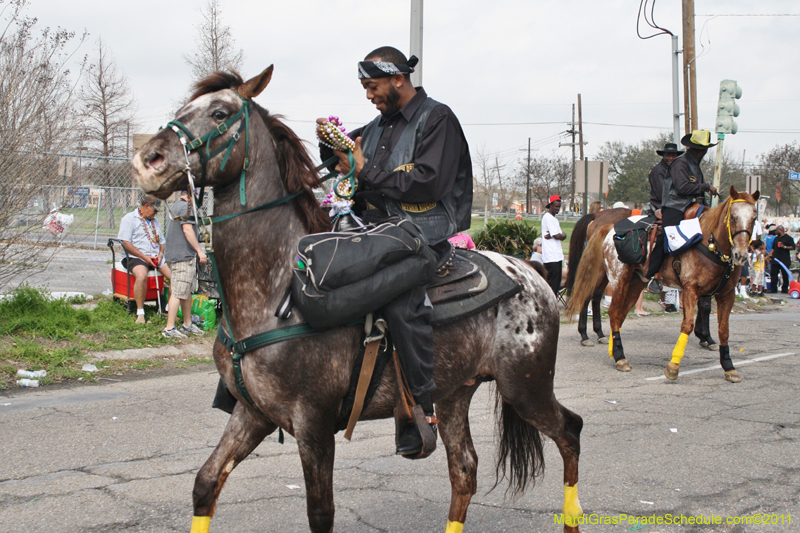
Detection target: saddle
<box><xmin>339</xmin><ymin>248</ymin><xmax>522</xmax><ymax>447</ymax></box>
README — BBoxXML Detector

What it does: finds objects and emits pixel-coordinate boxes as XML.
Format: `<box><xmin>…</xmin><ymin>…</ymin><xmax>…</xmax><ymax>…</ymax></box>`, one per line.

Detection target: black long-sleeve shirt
<box><xmin>323</xmin><ymin>87</ymin><xmax>469</xmax><ymax>214</ymax></box>
<box><xmin>648</xmin><ymin>159</ymin><xmax>670</xmax><ymax>209</ymax></box>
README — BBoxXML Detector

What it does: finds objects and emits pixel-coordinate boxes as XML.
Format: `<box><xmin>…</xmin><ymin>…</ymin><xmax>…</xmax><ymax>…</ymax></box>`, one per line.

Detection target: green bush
<box><xmin>473</xmin><ymin>220</ymin><xmax>539</xmax><ymax>258</ymax></box>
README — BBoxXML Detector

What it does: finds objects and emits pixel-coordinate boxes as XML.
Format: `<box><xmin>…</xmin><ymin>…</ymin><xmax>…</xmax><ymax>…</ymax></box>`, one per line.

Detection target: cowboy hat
<box><xmin>656</xmin><ymin>142</ymin><xmax>684</xmax><ymax>156</ymax></box>
<box><xmin>611</xmin><ymin>201</ymin><xmax>629</xmax><ymax>209</ymax></box>
<box><xmin>681</xmin><ymin>130</ymin><xmax>717</xmax><ymax>150</ymax></box>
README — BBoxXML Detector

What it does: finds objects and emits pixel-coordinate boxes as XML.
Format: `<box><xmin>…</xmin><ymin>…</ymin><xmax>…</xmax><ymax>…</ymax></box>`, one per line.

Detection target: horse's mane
<box><xmin>698</xmin><ymin>191</ymin><xmax>755</xmax><ymax>235</ymax></box>
<box><xmin>191</xmin><ymin>71</ymin><xmax>332</xmax><ymax>234</ymax></box>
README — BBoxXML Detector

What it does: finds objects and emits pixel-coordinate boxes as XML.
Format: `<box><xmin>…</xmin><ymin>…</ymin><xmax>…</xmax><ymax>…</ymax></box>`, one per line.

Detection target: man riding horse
<box><xmin>643</xmin><ymin>130</ymin><xmax>718</xmax><ymax>291</ymax></box>
<box><xmin>321</xmin><ymin>46</ymin><xmax>473</xmax><ymax>458</ymax></box>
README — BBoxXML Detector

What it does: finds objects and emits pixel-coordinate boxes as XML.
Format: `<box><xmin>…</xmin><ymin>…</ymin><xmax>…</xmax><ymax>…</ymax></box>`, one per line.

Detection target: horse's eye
<box><xmin>211</xmin><ymin>110</ymin><xmax>227</xmax><ymax>121</ymax></box>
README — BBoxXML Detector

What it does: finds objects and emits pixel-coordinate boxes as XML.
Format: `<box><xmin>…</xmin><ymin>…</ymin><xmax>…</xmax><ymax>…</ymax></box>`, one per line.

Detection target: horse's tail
<box><xmin>564</xmin><ymin>223</ymin><xmax>612</xmax><ymax>319</ymax></box>
<box><xmin>565</xmin><ymin>213</ymin><xmax>595</xmax><ymax>291</ymax></box>
<box><xmin>493</xmin><ymin>393</ymin><xmax>545</xmax><ymax>495</ymax></box>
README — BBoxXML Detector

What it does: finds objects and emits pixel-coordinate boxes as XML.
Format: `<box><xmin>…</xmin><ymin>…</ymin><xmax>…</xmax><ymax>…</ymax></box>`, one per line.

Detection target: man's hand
<box><xmin>544</xmin><ymin>232</ymin><xmax>552</xmax><ymax>239</ymax></box>
<box><xmin>144</xmin><ymin>255</ymin><xmax>156</xmax><ymax>268</ymax></box>
<box><xmin>198</xmin><ymin>250</ymin><xmax>208</xmax><ymax>264</ymax></box>
<box><xmin>709</xmin><ymin>185</ymin><xmax>718</xmax><ymax>196</ymax></box>
<box><xmin>334</xmin><ymin>137</ymin><xmax>364</xmax><ymax>177</ymax></box>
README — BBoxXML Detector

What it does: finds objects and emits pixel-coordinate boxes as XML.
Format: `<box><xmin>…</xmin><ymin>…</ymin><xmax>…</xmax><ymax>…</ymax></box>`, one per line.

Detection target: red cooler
<box><xmin>112</xmin><ymin>261</ymin><xmax>164</xmax><ymax>301</ymax></box>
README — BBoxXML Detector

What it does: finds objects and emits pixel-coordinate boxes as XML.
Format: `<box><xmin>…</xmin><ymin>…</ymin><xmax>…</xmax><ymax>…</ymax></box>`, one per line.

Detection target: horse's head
<box><xmin>728</xmin><ymin>185</ymin><xmax>760</xmax><ymax>265</ymax></box>
<box><xmin>132</xmin><ymin>67</ymin><xmax>274</xmax><ymax>199</ymax></box>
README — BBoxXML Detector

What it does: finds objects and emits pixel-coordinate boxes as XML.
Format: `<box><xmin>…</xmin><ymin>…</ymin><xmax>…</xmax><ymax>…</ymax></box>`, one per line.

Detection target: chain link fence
<box><xmin>1</xmin><ymin>151</ymin><xmax>214</xmax><ymax>294</ymax></box>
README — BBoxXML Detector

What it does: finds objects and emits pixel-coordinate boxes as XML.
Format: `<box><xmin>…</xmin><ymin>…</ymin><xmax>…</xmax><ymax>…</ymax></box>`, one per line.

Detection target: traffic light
<box><xmin>715</xmin><ymin>79</ymin><xmax>742</xmax><ymax>134</ymax></box>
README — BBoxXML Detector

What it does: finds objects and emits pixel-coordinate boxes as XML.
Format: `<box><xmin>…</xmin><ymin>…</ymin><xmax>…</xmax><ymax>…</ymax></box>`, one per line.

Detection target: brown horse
<box><xmin>566</xmin><ymin>187</ymin><xmax>758</xmax><ymax>382</ymax></box>
<box><xmin>131</xmin><ymin>68</ymin><xmax>584</xmax><ymax>533</ymax></box>
<box><xmin>566</xmin><ymin>208</ymin><xmax>718</xmax><ymax>349</ymax></box>
<box><xmin>566</xmin><ymin>207</ymin><xmax>631</xmax><ymax>345</ymax></box>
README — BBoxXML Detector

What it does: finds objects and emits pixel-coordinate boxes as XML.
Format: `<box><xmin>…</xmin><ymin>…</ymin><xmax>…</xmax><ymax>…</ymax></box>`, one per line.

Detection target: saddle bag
<box><xmin>613</xmin><ymin>215</ymin><xmax>653</xmax><ymax>265</ymax></box>
<box><xmin>291</xmin><ymin>218</ymin><xmax>437</xmax><ymax>330</ymax></box>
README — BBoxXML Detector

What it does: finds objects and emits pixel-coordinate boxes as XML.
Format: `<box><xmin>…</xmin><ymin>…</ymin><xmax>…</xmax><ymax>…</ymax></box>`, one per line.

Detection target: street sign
<box><xmin>74</xmin><ymin>187</ymin><xmax>90</xmax><ymax>196</ymax></box>
<box><xmin>746</xmin><ymin>175</ymin><xmax>761</xmax><ymax>194</ymax></box>
<box><xmin>788</xmin><ymin>172</ymin><xmax>800</xmax><ymax>181</ymax></box>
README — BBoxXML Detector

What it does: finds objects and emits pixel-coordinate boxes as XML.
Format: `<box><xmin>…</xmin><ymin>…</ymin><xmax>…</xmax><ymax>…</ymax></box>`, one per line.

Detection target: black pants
<box><xmin>770</xmin><ymin>259</ymin><xmax>791</xmax><ymax>293</ymax></box>
<box><xmin>646</xmin><ymin>206</ymin><xmax>684</xmax><ymax>278</ymax></box>
<box><xmin>544</xmin><ymin>261</ymin><xmax>562</xmax><ymax>295</ymax></box>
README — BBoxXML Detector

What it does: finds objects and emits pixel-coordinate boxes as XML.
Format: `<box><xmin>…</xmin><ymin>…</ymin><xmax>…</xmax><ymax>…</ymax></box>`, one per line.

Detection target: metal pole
<box><xmin>570</xmin><ymin>104</ymin><xmax>576</xmax><ymax>209</ymax></box>
<box><xmin>712</xmin><ymin>133</ymin><xmax>725</xmax><ymax>207</ymax></box>
<box><xmin>672</xmin><ymin>35</ymin><xmax>681</xmax><ymax>144</ymax></box>
<box><xmin>410</xmin><ymin>0</ymin><xmax>423</xmax><ymax>87</ymax></box>
<box><xmin>94</xmin><ymin>189</ymin><xmax>102</xmax><ymax>249</ymax></box>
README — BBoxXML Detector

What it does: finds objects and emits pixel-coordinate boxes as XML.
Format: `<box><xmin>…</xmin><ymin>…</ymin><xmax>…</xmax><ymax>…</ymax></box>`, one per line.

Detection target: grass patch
<box><xmin>0</xmin><ymin>284</ymin><xmax>205</xmax><ymax>388</ymax></box>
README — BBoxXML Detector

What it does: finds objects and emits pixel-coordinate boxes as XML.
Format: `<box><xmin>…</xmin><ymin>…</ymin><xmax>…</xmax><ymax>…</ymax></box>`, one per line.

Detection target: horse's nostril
<box><xmin>146</xmin><ymin>151</ymin><xmax>166</xmax><ymax>170</ymax></box>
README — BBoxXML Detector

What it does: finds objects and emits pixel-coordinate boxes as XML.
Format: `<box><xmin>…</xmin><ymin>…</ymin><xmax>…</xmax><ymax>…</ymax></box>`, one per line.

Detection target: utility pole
<box><xmin>526</xmin><ymin>137</ymin><xmax>531</xmax><ymax>214</ymax></box>
<box><xmin>578</xmin><ymin>94</ymin><xmax>589</xmax><ymax>214</ymax></box>
<box><xmin>410</xmin><ymin>0</ymin><xmax>423</xmax><ymax>87</ymax></box>
<box><xmin>560</xmin><ymin>104</ymin><xmax>580</xmax><ymax>211</ymax></box>
<box><xmin>682</xmin><ymin>0</ymin><xmax>697</xmax><ymax>135</ymax></box>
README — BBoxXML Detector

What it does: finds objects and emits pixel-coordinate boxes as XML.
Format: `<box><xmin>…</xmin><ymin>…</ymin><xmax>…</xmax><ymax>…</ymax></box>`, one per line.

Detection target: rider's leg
<box><xmin>382</xmin><ymin>284</ymin><xmax>437</xmax><ymax>457</ymax></box>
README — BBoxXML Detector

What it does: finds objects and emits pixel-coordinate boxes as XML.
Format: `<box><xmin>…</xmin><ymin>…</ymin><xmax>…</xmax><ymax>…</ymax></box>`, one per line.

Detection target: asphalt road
<box><xmin>1</xmin><ymin>306</ymin><xmax>799</xmax><ymax>533</ymax></box>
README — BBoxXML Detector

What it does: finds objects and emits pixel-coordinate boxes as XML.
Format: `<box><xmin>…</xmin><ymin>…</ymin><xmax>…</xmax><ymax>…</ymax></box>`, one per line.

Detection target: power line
<box><xmin>697</xmin><ymin>14</ymin><xmax>800</xmax><ymax>17</ymax></box>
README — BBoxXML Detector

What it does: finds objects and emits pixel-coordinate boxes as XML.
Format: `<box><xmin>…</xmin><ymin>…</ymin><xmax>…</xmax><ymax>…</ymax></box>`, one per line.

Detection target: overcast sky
<box><xmin>21</xmin><ymin>0</ymin><xmax>800</xmax><ymax>171</ymax></box>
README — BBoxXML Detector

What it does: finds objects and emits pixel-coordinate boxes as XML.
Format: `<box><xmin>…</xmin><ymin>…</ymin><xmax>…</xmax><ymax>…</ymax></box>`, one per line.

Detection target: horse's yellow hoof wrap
<box><xmin>445</xmin><ymin>520</ymin><xmax>464</xmax><ymax>533</ymax></box>
<box><xmin>607</xmin><ymin>334</ymin><xmax>614</xmax><ymax>359</ymax></box>
<box><xmin>190</xmin><ymin>516</ymin><xmax>211</xmax><ymax>533</ymax></box>
<box><xmin>563</xmin><ymin>483</ymin><xmax>583</xmax><ymax>526</ymax></box>
<box><xmin>670</xmin><ymin>332</ymin><xmax>689</xmax><ymax>365</ymax></box>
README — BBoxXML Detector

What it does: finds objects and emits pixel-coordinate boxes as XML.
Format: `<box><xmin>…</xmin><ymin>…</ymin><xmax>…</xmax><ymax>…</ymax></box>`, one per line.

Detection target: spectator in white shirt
<box><xmin>541</xmin><ymin>195</ymin><xmax>566</xmax><ymax>295</ymax></box>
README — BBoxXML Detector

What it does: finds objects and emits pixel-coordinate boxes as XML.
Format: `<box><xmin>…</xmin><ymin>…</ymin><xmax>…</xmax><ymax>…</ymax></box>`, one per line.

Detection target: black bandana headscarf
<box><xmin>358</xmin><ymin>55</ymin><xmax>419</xmax><ymax>79</ymax></box>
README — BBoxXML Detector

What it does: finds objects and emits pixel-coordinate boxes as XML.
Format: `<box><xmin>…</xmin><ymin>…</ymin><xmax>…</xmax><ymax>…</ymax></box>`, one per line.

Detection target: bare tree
<box><xmin>0</xmin><ymin>0</ymin><xmax>86</xmax><ymax>289</ymax></box>
<box><xmin>80</xmin><ymin>38</ymin><xmax>137</xmax><ymax>229</ymax></box>
<box><xmin>528</xmin><ymin>153</ymin><xmax>571</xmax><ymax>210</ymax></box>
<box><xmin>183</xmin><ymin>0</ymin><xmax>244</xmax><ymax>82</ymax></box>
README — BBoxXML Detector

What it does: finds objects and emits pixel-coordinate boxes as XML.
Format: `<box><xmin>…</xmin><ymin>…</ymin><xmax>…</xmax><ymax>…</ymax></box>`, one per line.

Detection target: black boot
<box><xmin>396</xmin><ymin>392</ymin><xmax>438</xmax><ymax>459</ymax></box>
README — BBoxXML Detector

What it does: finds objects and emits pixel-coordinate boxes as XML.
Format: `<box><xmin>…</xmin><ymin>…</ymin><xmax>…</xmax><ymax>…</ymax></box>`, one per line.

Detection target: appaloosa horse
<box><xmin>566</xmin><ymin>188</ymin><xmax>758</xmax><ymax>382</ymax></box>
<box><xmin>132</xmin><ymin>67</ymin><xmax>584</xmax><ymax>533</ymax></box>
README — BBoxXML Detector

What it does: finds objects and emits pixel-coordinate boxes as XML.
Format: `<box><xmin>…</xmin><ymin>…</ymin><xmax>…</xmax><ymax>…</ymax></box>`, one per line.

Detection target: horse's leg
<box><xmin>665</xmin><ymin>286</ymin><xmax>699</xmax><ymax>380</ymax></box>
<box><xmin>694</xmin><ymin>296</ymin><xmax>719</xmax><ymax>350</ymax></box>
<box><xmin>715</xmin><ymin>285</ymin><xmax>742</xmax><ymax>383</ymax></box>
<box><xmin>577</xmin><ymin>299</ymin><xmax>592</xmax><ymax>346</ymax></box>
<box><xmin>498</xmin><ymin>384</ymin><xmax>584</xmax><ymax>533</ymax></box>
<box><xmin>593</xmin><ymin>280</ymin><xmax>609</xmax><ymax>343</ymax></box>
<box><xmin>295</xmin><ymin>421</ymin><xmax>337</xmax><ymax>533</ymax></box>
<box><xmin>436</xmin><ymin>382</ymin><xmax>481</xmax><ymax>532</ymax></box>
<box><xmin>606</xmin><ymin>271</ymin><xmax>642</xmax><ymax>372</ymax></box>
<box><xmin>192</xmin><ymin>402</ymin><xmax>276</xmax><ymax>532</ymax></box>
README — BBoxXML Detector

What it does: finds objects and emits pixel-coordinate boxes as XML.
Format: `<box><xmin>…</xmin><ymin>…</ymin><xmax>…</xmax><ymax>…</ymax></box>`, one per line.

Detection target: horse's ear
<box><xmin>752</xmin><ymin>190</ymin><xmax>760</xmax><ymax>202</ymax></box>
<box><xmin>729</xmin><ymin>185</ymin><xmax>739</xmax><ymax>200</ymax></box>
<box><xmin>238</xmin><ymin>66</ymin><xmax>274</xmax><ymax>99</ymax></box>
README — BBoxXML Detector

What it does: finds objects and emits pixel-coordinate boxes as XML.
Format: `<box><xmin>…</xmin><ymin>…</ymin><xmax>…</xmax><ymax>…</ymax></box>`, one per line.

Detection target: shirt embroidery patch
<box><xmin>402</xmin><ymin>202</ymin><xmax>437</xmax><ymax>212</ymax></box>
<box><xmin>394</xmin><ymin>163</ymin><xmax>415</xmax><ymax>172</ymax></box>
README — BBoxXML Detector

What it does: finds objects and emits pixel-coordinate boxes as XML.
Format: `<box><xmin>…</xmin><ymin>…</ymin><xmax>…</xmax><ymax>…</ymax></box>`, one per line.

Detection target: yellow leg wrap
<box><xmin>190</xmin><ymin>516</ymin><xmax>210</xmax><ymax>533</ymax></box>
<box><xmin>608</xmin><ymin>334</ymin><xmax>614</xmax><ymax>359</ymax></box>
<box><xmin>445</xmin><ymin>520</ymin><xmax>464</xmax><ymax>533</ymax></box>
<box><xmin>563</xmin><ymin>483</ymin><xmax>583</xmax><ymax>527</ymax></box>
<box><xmin>670</xmin><ymin>333</ymin><xmax>689</xmax><ymax>365</ymax></box>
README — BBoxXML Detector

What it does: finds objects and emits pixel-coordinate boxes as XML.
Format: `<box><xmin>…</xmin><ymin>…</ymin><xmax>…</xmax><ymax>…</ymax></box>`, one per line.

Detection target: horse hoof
<box><xmin>725</xmin><ymin>370</ymin><xmax>742</xmax><ymax>383</ymax></box>
<box><xmin>665</xmin><ymin>362</ymin><xmax>680</xmax><ymax>380</ymax></box>
<box><xmin>699</xmin><ymin>341</ymin><xmax>719</xmax><ymax>351</ymax></box>
<box><xmin>580</xmin><ymin>339</ymin><xmax>594</xmax><ymax>347</ymax></box>
<box><xmin>615</xmin><ymin>359</ymin><xmax>631</xmax><ymax>372</ymax></box>
<box><xmin>563</xmin><ymin>525</ymin><xmax>581</xmax><ymax>533</ymax></box>
<box><xmin>597</xmin><ymin>336</ymin><xmax>609</xmax><ymax>344</ymax></box>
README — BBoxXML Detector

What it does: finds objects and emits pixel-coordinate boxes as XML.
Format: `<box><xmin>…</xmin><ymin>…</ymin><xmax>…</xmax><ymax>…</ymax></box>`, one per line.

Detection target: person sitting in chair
<box><xmin>643</xmin><ymin>131</ymin><xmax>717</xmax><ymax>293</ymax></box>
<box><xmin>117</xmin><ymin>195</ymin><xmax>171</xmax><ymax>324</ymax></box>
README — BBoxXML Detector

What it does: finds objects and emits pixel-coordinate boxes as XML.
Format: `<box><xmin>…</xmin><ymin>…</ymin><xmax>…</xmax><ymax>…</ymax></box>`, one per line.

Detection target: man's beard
<box><xmin>380</xmin><ymin>85</ymin><xmax>402</xmax><ymax>117</ymax></box>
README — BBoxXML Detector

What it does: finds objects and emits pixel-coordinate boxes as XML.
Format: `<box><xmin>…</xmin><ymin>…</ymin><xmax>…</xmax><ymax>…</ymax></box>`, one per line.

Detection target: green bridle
<box><xmin>165</xmin><ymin>93</ymin><xmax>252</xmax><ymax>206</ymax></box>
